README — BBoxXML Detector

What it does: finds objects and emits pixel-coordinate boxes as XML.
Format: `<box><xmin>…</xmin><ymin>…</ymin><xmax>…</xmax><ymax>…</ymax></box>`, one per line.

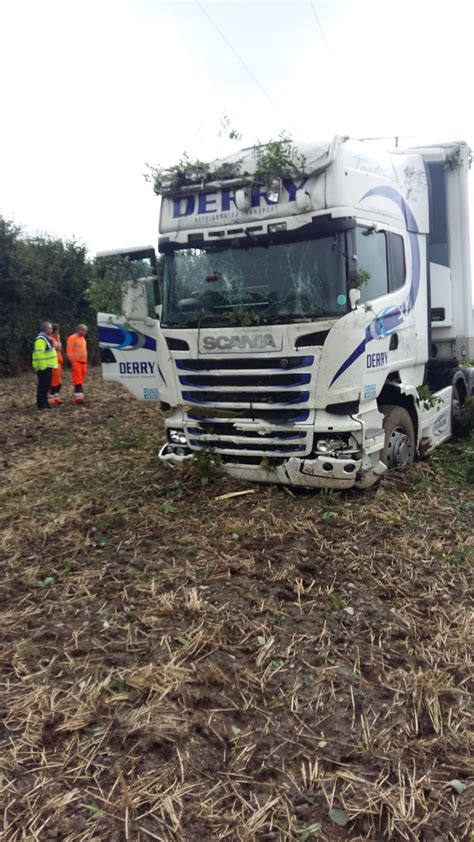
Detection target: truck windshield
<box><xmin>161</xmin><ymin>228</ymin><xmax>349</xmax><ymax>327</ymax></box>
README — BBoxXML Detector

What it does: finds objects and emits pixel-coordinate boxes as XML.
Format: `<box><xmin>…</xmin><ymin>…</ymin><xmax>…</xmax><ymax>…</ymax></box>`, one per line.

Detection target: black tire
<box><xmin>380</xmin><ymin>404</ymin><xmax>416</xmax><ymax>469</ymax></box>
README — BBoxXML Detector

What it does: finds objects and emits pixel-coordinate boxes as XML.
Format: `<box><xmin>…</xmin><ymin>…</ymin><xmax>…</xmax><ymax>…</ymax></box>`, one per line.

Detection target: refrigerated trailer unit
<box><xmin>98</xmin><ymin>137</ymin><xmax>474</xmax><ymax>489</ymax></box>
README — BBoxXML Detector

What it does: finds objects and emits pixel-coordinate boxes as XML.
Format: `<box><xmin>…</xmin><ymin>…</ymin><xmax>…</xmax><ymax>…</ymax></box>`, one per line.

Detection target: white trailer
<box><xmin>98</xmin><ymin>137</ymin><xmax>474</xmax><ymax>489</ymax></box>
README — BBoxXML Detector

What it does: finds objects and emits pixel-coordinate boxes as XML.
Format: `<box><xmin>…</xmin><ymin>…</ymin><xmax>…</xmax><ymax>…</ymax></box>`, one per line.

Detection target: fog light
<box><xmin>169</xmin><ymin>429</ymin><xmax>187</xmax><ymax>446</ymax></box>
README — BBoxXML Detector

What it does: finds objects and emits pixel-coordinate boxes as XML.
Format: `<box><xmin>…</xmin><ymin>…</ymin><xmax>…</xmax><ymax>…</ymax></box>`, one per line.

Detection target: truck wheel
<box><xmin>380</xmin><ymin>405</ymin><xmax>415</xmax><ymax>469</ymax></box>
<box><xmin>451</xmin><ymin>383</ymin><xmax>461</xmax><ymax>420</ymax></box>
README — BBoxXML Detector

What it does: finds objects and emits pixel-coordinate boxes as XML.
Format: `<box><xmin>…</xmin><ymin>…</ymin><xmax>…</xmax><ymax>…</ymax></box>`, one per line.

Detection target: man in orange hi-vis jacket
<box><xmin>66</xmin><ymin>324</ymin><xmax>88</xmax><ymax>404</ymax></box>
<box><xmin>48</xmin><ymin>323</ymin><xmax>64</xmax><ymax>405</ymax></box>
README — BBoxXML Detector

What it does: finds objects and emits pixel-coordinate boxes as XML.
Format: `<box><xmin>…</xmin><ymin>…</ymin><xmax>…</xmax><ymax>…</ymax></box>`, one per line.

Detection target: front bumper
<box><xmin>159</xmin><ymin>443</ymin><xmax>386</xmax><ymax>489</ymax></box>
<box><xmin>227</xmin><ymin>453</ymin><xmax>365</xmax><ymax>489</ymax></box>
<box><xmin>159</xmin><ymin>404</ymin><xmax>387</xmax><ymax>489</ymax></box>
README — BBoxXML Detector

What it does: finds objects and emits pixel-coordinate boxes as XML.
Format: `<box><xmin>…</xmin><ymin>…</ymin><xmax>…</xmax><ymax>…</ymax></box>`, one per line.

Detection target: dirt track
<box><xmin>0</xmin><ymin>370</ymin><xmax>472</xmax><ymax>841</ymax></box>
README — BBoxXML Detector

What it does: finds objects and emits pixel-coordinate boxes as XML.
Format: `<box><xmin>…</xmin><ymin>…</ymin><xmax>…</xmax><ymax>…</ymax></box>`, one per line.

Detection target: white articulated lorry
<box><xmin>98</xmin><ymin>137</ymin><xmax>474</xmax><ymax>489</ymax></box>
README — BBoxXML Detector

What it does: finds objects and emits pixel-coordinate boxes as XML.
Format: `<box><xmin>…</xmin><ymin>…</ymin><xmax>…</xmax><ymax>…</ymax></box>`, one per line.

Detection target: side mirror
<box><xmin>122</xmin><ymin>278</ymin><xmax>154</xmax><ymax>322</ymax></box>
<box><xmin>349</xmin><ymin>287</ymin><xmax>361</xmax><ymax>310</ymax></box>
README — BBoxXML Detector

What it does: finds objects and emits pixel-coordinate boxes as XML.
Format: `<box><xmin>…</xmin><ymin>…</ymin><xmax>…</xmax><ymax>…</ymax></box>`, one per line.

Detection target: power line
<box><xmin>309</xmin><ymin>0</ymin><xmax>331</xmax><ymax>57</ymax></box>
<box><xmin>194</xmin><ymin>0</ymin><xmax>277</xmax><ymax>109</ymax></box>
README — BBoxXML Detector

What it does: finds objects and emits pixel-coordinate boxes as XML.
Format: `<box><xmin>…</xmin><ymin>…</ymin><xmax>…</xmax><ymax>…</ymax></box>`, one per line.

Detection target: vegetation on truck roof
<box><xmin>145</xmin><ymin>132</ymin><xmax>308</xmax><ymax>195</ymax></box>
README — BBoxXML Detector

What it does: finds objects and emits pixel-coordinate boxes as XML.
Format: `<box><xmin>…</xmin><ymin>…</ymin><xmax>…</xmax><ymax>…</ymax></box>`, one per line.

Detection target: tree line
<box><xmin>0</xmin><ymin>217</ymin><xmax>97</xmax><ymax>375</ymax></box>
<box><xmin>0</xmin><ymin>217</ymin><xmax>150</xmax><ymax>376</ymax></box>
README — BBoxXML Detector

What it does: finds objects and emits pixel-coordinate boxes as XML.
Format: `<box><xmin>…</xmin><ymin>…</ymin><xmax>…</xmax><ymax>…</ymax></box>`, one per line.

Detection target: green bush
<box><xmin>0</xmin><ymin>217</ymin><xmax>96</xmax><ymax>375</ymax></box>
<box><xmin>453</xmin><ymin>397</ymin><xmax>474</xmax><ymax>438</ymax></box>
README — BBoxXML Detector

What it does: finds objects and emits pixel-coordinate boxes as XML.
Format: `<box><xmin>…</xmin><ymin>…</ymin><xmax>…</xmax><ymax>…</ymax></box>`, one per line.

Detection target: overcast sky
<box><xmin>2</xmin><ymin>0</ymin><xmax>474</xmax><ymax>256</ymax></box>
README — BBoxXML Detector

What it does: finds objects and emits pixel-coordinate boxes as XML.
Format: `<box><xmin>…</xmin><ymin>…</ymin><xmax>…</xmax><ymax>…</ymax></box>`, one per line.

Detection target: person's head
<box><xmin>76</xmin><ymin>324</ymin><xmax>88</xmax><ymax>337</ymax></box>
<box><xmin>51</xmin><ymin>323</ymin><xmax>60</xmax><ymax>336</ymax></box>
<box><xmin>40</xmin><ymin>321</ymin><xmax>53</xmax><ymax>336</ymax></box>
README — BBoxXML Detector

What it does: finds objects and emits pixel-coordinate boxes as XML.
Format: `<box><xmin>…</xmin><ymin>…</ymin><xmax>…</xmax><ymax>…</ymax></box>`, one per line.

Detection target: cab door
<box><xmin>96</xmin><ymin>247</ymin><xmax>178</xmax><ymax>405</ymax></box>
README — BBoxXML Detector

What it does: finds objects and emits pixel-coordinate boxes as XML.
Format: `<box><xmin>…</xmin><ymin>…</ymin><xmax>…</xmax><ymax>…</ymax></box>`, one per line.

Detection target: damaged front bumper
<box><xmin>222</xmin><ymin>452</ymin><xmax>384</xmax><ymax>489</ymax></box>
<box><xmin>159</xmin><ymin>443</ymin><xmax>386</xmax><ymax>489</ymax></box>
<box><xmin>159</xmin><ymin>405</ymin><xmax>387</xmax><ymax>489</ymax></box>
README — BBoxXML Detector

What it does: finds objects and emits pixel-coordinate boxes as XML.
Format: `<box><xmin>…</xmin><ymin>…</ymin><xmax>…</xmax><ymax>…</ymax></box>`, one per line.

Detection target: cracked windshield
<box><xmin>162</xmin><ymin>231</ymin><xmax>349</xmax><ymax>326</ymax></box>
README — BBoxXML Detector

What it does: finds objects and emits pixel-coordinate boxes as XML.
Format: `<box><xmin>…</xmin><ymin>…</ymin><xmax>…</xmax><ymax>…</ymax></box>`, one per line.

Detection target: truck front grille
<box><xmin>184</xmin><ymin>411</ymin><xmax>312</xmax><ymax>459</ymax></box>
<box><xmin>177</xmin><ymin>355</ymin><xmax>313</xmax><ymax>409</ymax></box>
<box><xmin>180</xmin><ymin>373</ymin><xmax>311</xmax><ymax>388</ymax></box>
<box><xmin>177</xmin><ymin>354</ymin><xmax>314</xmax><ymax>459</ymax></box>
<box><xmin>176</xmin><ymin>355</ymin><xmax>314</xmax><ymax>371</ymax></box>
<box><xmin>181</xmin><ymin>389</ymin><xmax>310</xmax><ymax>406</ymax></box>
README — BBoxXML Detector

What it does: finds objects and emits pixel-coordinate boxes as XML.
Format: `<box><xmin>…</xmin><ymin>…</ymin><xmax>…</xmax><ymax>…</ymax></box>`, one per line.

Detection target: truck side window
<box><xmin>355</xmin><ymin>227</ymin><xmax>389</xmax><ymax>301</ymax></box>
<box><xmin>388</xmin><ymin>233</ymin><xmax>406</xmax><ymax>291</ymax></box>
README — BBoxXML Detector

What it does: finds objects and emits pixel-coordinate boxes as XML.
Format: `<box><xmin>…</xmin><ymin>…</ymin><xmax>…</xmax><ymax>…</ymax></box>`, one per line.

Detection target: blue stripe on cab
<box><xmin>98</xmin><ymin>324</ymin><xmax>156</xmax><ymax>352</ymax></box>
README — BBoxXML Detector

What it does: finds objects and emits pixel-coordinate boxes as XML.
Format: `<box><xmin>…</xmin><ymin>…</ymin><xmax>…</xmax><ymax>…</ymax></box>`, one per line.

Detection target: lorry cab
<box><xmin>97</xmin><ymin>137</ymin><xmax>474</xmax><ymax>489</ymax></box>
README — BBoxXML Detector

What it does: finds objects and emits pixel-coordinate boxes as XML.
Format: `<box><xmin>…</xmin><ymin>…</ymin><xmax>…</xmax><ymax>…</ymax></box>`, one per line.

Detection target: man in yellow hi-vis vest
<box><xmin>32</xmin><ymin>321</ymin><xmax>58</xmax><ymax>410</ymax></box>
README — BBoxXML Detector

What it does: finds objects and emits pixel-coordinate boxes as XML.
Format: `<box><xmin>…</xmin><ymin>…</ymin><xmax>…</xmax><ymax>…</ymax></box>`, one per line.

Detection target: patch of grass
<box><xmin>109</xmin><ymin>420</ymin><xmax>148</xmax><ymax>450</ymax></box>
<box><xmin>160</xmin><ymin>502</ymin><xmax>177</xmax><ymax>514</ymax></box>
<box><xmin>160</xmin><ymin>480</ymin><xmax>185</xmax><ymax>499</ymax></box>
<box><xmin>229</xmin><ymin>528</ymin><xmax>252</xmax><ymax>539</ymax></box>
<box><xmin>86</xmin><ymin>804</ymin><xmax>103</xmax><ymax>819</ymax></box>
<box><xmin>192</xmin><ymin>448</ymin><xmax>222</xmax><ymax>481</ymax></box>
<box><xmin>432</xmin><ymin>431</ymin><xmax>474</xmax><ymax>485</ymax></box>
<box><xmin>110</xmin><ymin>678</ymin><xmax>129</xmax><ymax>694</ymax></box>
<box><xmin>329</xmin><ymin>596</ymin><xmax>344</xmax><ymax>611</ymax></box>
<box><xmin>446</xmin><ymin>547</ymin><xmax>473</xmax><ymax>571</ymax></box>
<box><xmin>59</xmin><ymin>432</ymin><xmax>79</xmax><ymax>445</ymax></box>
<box><xmin>199</xmin><ymin>559</ymin><xmax>219</xmax><ymax>578</ymax></box>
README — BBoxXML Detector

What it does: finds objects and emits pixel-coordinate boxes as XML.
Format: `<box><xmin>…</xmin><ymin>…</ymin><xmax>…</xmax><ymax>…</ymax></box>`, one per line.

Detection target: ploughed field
<box><xmin>0</xmin><ymin>370</ymin><xmax>472</xmax><ymax>841</ymax></box>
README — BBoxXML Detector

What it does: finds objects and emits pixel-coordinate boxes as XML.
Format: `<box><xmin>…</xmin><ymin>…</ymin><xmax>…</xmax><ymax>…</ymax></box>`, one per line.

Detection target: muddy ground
<box><xmin>0</xmin><ymin>370</ymin><xmax>472</xmax><ymax>841</ymax></box>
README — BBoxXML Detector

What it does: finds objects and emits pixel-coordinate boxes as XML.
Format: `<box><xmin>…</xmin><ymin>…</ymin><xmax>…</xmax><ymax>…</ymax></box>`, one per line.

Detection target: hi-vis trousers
<box><xmin>71</xmin><ymin>361</ymin><xmax>87</xmax><ymax>387</ymax></box>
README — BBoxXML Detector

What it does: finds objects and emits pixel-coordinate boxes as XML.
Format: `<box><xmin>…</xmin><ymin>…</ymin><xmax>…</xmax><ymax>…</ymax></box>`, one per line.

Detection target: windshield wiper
<box><xmin>211</xmin><ymin>300</ymin><xmax>270</xmax><ymax>311</ymax></box>
<box><xmin>261</xmin><ymin>312</ymin><xmax>341</xmax><ymax>324</ymax></box>
<box><xmin>163</xmin><ymin>313</ymin><xmax>231</xmax><ymax>328</ymax></box>
<box><xmin>244</xmin><ymin>228</ymin><xmax>259</xmax><ymax>243</ymax></box>
<box><xmin>242</xmin><ymin>228</ymin><xmax>269</xmax><ymax>249</ymax></box>
<box><xmin>198</xmin><ymin>313</ymin><xmax>232</xmax><ymax>326</ymax></box>
<box><xmin>261</xmin><ymin>313</ymin><xmax>321</xmax><ymax>325</ymax></box>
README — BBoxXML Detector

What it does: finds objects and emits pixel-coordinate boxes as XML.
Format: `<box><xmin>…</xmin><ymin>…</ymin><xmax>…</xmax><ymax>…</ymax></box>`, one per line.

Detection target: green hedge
<box><xmin>0</xmin><ymin>218</ymin><xmax>97</xmax><ymax>375</ymax></box>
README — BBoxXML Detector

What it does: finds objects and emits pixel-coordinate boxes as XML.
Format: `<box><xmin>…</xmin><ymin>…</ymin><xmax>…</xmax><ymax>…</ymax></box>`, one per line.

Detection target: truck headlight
<box><xmin>169</xmin><ymin>429</ymin><xmax>187</xmax><ymax>446</ymax></box>
<box><xmin>316</xmin><ymin>438</ymin><xmax>344</xmax><ymax>454</ymax></box>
